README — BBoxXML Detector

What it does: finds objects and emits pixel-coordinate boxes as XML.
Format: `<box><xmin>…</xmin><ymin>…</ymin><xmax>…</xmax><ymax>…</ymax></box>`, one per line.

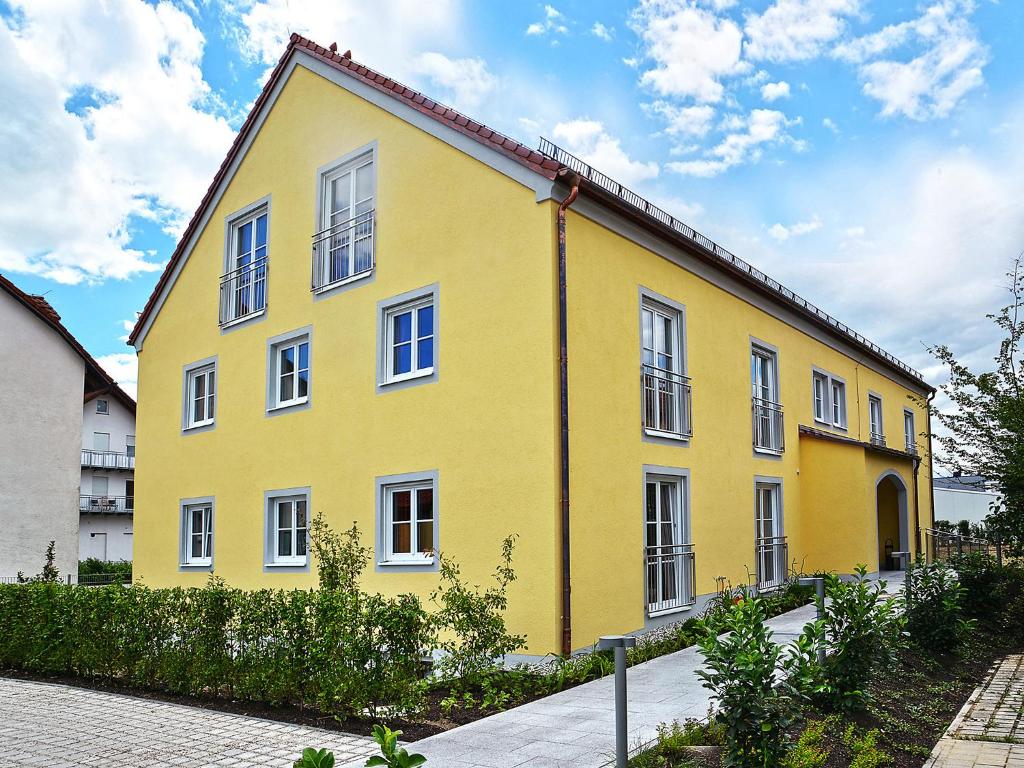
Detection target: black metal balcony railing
<box><xmin>870</xmin><ymin>431</ymin><xmax>887</xmax><ymax>447</ymax></box>
<box><xmin>642</xmin><ymin>364</ymin><xmax>693</xmax><ymax>439</ymax></box>
<box><xmin>645</xmin><ymin>543</ymin><xmax>696</xmax><ymax>615</ymax></box>
<box><xmin>311</xmin><ymin>211</ymin><xmax>374</xmax><ymax>291</ymax></box>
<box><xmin>755</xmin><ymin>535</ymin><xmax>788</xmax><ymax>592</ymax></box>
<box><xmin>79</xmin><ymin>495</ymin><xmax>134</xmax><ymax>514</ymax></box>
<box><xmin>81</xmin><ymin>450</ymin><xmax>135</xmax><ymax>470</ymax></box>
<box><xmin>219</xmin><ymin>256</ymin><xmax>267</xmax><ymax>326</ymax></box>
<box><xmin>752</xmin><ymin>397</ymin><xmax>785</xmax><ymax>453</ymax></box>
<box><xmin>905</xmin><ymin>439</ymin><xmax>917</xmax><ymax>455</ymax></box>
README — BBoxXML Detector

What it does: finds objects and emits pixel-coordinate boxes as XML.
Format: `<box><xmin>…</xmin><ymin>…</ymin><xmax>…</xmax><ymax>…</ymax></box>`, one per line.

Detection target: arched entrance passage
<box><xmin>876</xmin><ymin>471</ymin><xmax>909</xmax><ymax>572</ymax></box>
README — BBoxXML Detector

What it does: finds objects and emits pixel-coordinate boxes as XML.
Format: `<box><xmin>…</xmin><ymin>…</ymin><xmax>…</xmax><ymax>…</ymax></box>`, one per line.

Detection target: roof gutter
<box><xmin>557</xmin><ymin>174</ymin><xmax>579</xmax><ymax>658</ymax></box>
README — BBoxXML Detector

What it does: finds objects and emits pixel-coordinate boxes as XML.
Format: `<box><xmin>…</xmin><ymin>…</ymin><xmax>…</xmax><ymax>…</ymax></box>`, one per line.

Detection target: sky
<box><xmin>2</xmin><ymin>0</ymin><xmax>1023</xmax><ymax>402</ymax></box>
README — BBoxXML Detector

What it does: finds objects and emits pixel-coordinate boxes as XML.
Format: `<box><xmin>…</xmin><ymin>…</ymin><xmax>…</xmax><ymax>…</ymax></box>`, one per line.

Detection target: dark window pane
<box><xmin>278</xmin><ymin>530</ymin><xmax>291</xmax><ymax>557</ymax></box>
<box><xmin>280</xmin><ymin>347</ymin><xmax>295</xmax><ymax>375</ymax></box>
<box><xmin>238</xmin><ymin>221</ymin><xmax>252</xmax><ymax>261</ymax></box>
<box><xmin>278</xmin><ymin>502</ymin><xmax>292</xmax><ymax>530</ymax></box>
<box><xmin>192</xmin><ymin>534</ymin><xmax>202</xmax><ymax>559</ymax></box>
<box><xmin>280</xmin><ymin>374</ymin><xmax>294</xmax><ymax>402</ymax></box>
<box><xmin>416</xmin><ymin>488</ymin><xmax>433</xmax><ymax>520</ymax></box>
<box><xmin>255</xmin><ymin>213</ymin><xmax>267</xmax><ymax>247</ymax></box>
<box><xmin>207</xmin><ymin>371</ymin><xmax>215</xmax><ymax>395</ymax></box>
<box><xmin>392</xmin><ymin>491</ymin><xmax>411</xmax><ymax>521</ymax></box>
<box><xmin>417</xmin><ymin>521</ymin><xmax>433</xmax><ymax>553</ymax></box>
<box><xmin>298</xmin><ymin>342</ymin><xmax>309</xmax><ymax>371</ymax></box>
<box><xmin>192</xmin><ymin>509</ymin><xmax>203</xmax><ymax>534</ymax></box>
<box><xmin>417</xmin><ymin>338</ymin><xmax>433</xmax><ymax>370</ymax></box>
<box><xmin>298</xmin><ymin>371</ymin><xmax>308</xmax><ymax>398</ymax></box>
<box><xmin>393</xmin><ymin>523</ymin><xmax>411</xmax><ymax>553</ymax></box>
<box><xmin>394</xmin><ymin>343</ymin><xmax>412</xmax><ymax>375</ymax></box>
<box><xmin>645</xmin><ymin>483</ymin><xmax>657</xmax><ymax>522</ymax></box>
<box><xmin>417</xmin><ymin>305</ymin><xmax>433</xmax><ymax>338</ymax></box>
<box><xmin>296</xmin><ymin>500</ymin><xmax>307</xmax><ymax>529</ymax></box>
<box><xmin>297</xmin><ymin>534</ymin><xmax>306</xmax><ymax>557</ymax></box>
<box><xmin>393</xmin><ymin>312</ymin><xmax>412</xmax><ymax>343</ymax></box>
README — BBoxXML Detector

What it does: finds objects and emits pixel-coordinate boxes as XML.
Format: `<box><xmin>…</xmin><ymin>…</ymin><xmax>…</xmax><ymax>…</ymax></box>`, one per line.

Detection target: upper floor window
<box><xmin>126</xmin><ymin>435</ymin><xmax>136</xmax><ymax>458</ymax></box>
<box><xmin>904</xmin><ymin>409</ymin><xmax>916</xmax><ymax>454</ymax></box>
<box><xmin>812</xmin><ymin>372</ymin><xmax>828</xmax><ymax>423</ymax></box>
<box><xmin>313</xmin><ymin>151</ymin><xmax>375</xmax><ymax>292</ymax></box>
<box><xmin>377</xmin><ymin>286</ymin><xmax>438</xmax><ymax>390</ymax></box>
<box><xmin>267</xmin><ymin>330</ymin><xmax>311</xmax><ymax>412</ymax></box>
<box><xmin>811</xmin><ymin>369</ymin><xmax>847</xmax><ymax>430</ymax></box>
<box><xmin>95</xmin><ymin>399</ymin><xmax>109</xmax><ymax>414</ymax></box>
<box><xmin>182</xmin><ymin>502</ymin><xmax>213</xmax><ymax>567</ymax></box>
<box><xmin>220</xmin><ymin>203</ymin><xmax>268</xmax><ymax>327</ymax></box>
<box><xmin>869</xmin><ymin>394</ymin><xmax>885</xmax><ymax>445</ymax></box>
<box><xmin>751</xmin><ymin>344</ymin><xmax>784</xmax><ymax>453</ymax></box>
<box><xmin>184</xmin><ymin>362</ymin><xmax>216</xmax><ymax>430</ymax></box>
<box><xmin>831</xmin><ymin>380</ymin><xmax>847</xmax><ymax>428</ymax></box>
<box><xmin>641</xmin><ymin>294</ymin><xmax>691</xmax><ymax>440</ymax></box>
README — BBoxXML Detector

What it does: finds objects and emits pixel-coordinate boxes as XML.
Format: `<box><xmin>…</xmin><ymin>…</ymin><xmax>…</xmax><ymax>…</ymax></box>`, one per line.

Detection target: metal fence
<box><xmin>80</xmin><ymin>450</ymin><xmax>135</xmax><ymax>470</ymax></box>
<box><xmin>641</xmin><ymin>364</ymin><xmax>692</xmax><ymax>439</ymax></box>
<box><xmin>0</xmin><ymin>573</ymin><xmax>131</xmax><ymax>586</ymax></box>
<box><xmin>219</xmin><ymin>257</ymin><xmax>267</xmax><ymax>326</ymax></box>
<box><xmin>645</xmin><ymin>543</ymin><xmax>696</xmax><ymax>614</ymax></box>
<box><xmin>752</xmin><ymin>397</ymin><xmax>785</xmax><ymax>453</ymax></box>
<box><xmin>79</xmin><ymin>495</ymin><xmax>133</xmax><ymax>514</ymax></box>
<box><xmin>923</xmin><ymin>527</ymin><xmax>1001</xmax><ymax>564</ymax></box>
<box><xmin>311</xmin><ymin>211</ymin><xmax>374</xmax><ymax>291</ymax></box>
<box><xmin>755</xmin><ymin>535</ymin><xmax>789</xmax><ymax>592</ymax></box>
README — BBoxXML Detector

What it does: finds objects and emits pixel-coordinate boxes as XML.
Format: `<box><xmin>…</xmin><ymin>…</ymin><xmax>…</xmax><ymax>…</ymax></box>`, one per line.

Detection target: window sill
<box><xmin>267</xmin><ymin>398</ymin><xmax>309</xmax><ymax>414</ymax></box>
<box><xmin>183</xmin><ymin>420</ymin><xmax>215</xmax><ymax>432</ymax></box>
<box><xmin>754</xmin><ymin>446</ymin><xmax>785</xmax><ymax>456</ymax></box>
<box><xmin>313</xmin><ymin>270</ymin><xmax>373</xmax><ymax>296</ymax></box>
<box><xmin>377</xmin><ymin>557</ymin><xmax>435</xmax><ymax>567</ymax></box>
<box><xmin>179</xmin><ymin>562</ymin><xmax>212</xmax><ymax>569</ymax></box>
<box><xmin>643</xmin><ymin>428</ymin><xmax>690</xmax><ymax>442</ymax></box>
<box><xmin>648</xmin><ymin>604</ymin><xmax>692</xmax><ymax>619</ymax></box>
<box><xmin>380</xmin><ymin>368</ymin><xmax>434</xmax><ymax>387</ymax></box>
<box><xmin>220</xmin><ymin>308</ymin><xmax>266</xmax><ymax>330</ymax></box>
<box><xmin>264</xmin><ymin>561</ymin><xmax>308</xmax><ymax>568</ymax></box>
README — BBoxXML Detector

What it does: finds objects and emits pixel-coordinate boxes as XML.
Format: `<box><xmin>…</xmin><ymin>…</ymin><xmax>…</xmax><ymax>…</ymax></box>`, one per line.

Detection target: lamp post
<box><xmin>598</xmin><ymin>634</ymin><xmax>637</xmax><ymax>768</ymax></box>
<box><xmin>797</xmin><ymin>576</ymin><xmax>826</xmax><ymax>665</ymax></box>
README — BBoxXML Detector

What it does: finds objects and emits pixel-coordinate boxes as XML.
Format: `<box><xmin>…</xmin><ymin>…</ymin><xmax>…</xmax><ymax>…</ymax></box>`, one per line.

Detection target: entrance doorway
<box><xmin>876</xmin><ymin>472</ymin><xmax>909</xmax><ymax>571</ymax></box>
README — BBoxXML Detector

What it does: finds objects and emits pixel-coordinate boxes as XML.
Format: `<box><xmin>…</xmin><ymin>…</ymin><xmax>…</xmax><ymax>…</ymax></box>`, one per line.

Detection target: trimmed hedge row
<box><xmin>0</xmin><ymin>580</ymin><xmax>431</xmax><ymax>717</ymax></box>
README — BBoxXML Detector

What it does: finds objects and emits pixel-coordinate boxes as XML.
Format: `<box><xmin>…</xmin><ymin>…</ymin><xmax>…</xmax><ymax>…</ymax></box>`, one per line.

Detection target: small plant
<box><xmin>294</xmin><ymin>748</ymin><xmax>335</xmax><ymax>768</ymax></box>
<box><xmin>904</xmin><ymin>559</ymin><xmax>974</xmax><ymax>652</ymax></box>
<box><xmin>18</xmin><ymin>541</ymin><xmax>61</xmax><ymax>584</ymax></box>
<box><xmin>366</xmin><ymin>725</ymin><xmax>426</xmax><ymax>768</ymax></box>
<box><xmin>629</xmin><ymin>718</ymin><xmax>722</xmax><ymax>767</ymax></box>
<box><xmin>309</xmin><ymin>514</ymin><xmax>372</xmax><ymax>592</ymax></box>
<box><xmin>843</xmin><ymin>724</ymin><xmax>890</xmax><ymax>768</ymax></box>
<box><xmin>781</xmin><ymin>721</ymin><xmax>828</xmax><ymax>768</ymax></box>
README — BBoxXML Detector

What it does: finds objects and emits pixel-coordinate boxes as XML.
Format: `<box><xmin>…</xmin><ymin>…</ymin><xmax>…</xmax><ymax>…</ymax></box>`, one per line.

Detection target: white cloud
<box><xmin>822</xmin><ymin>117</ymin><xmax>840</xmax><ymax>133</ymax></box>
<box><xmin>591</xmin><ymin>22</ymin><xmax>614</xmax><ymax>41</ymax></box>
<box><xmin>117</xmin><ymin>318</ymin><xmax>137</xmax><ymax>344</ymax></box>
<box><xmin>767</xmin><ymin>215</ymin><xmax>822</xmax><ymax>241</ymax></box>
<box><xmin>744</xmin><ymin>0</ymin><xmax>862</xmax><ymax>63</ymax></box>
<box><xmin>95</xmin><ymin>353</ymin><xmax>138</xmax><ymax>399</ymax></box>
<box><xmin>835</xmin><ymin>0</ymin><xmax>988</xmax><ymax>120</ymax></box>
<box><xmin>526</xmin><ymin>4</ymin><xmax>569</xmax><ymax>37</ymax></box>
<box><xmin>630</xmin><ymin>0</ymin><xmax>747</xmax><ymax>103</ymax></box>
<box><xmin>552</xmin><ymin>120</ymin><xmax>660</xmax><ymax>187</ymax></box>
<box><xmin>644</xmin><ymin>101</ymin><xmax>716</xmax><ymax>138</ymax></box>
<box><xmin>0</xmin><ymin>0</ymin><xmax>236</xmax><ymax>284</ymax></box>
<box><xmin>411</xmin><ymin>52</ymin><xmax>498</xmax><ymax>110</ymax></box>
<box><xmin>760</xmin><ymin>80</ymin><xmax>791</xmax><ymax>101</ymax></box>
<box><xmin>667</xmin><ymin>108</ymin><xmax>799</xmax><ymax>177</ymax></box>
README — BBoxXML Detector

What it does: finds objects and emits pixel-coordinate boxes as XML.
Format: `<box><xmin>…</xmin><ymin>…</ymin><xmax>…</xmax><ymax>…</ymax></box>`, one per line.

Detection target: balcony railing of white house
<box><xmin>755</xmin><ymin>535</ymin><xmax>788</xmax><ymax>592</ymax></box>
<box><xmin>80</xmin><ymin>450</ymin><xmax>135</xmax><ymax>470</ymax></box>
<box><xmin>642</xmin><ymin>364</ymin><xmax>693</xmax><ymax>439</ymax></box>
<box><xmin>311</xmin><ymin>211</ymin><xmax>374</xmax><ymax>292</ymax></box>
<box><xmin>752</xmin><ymin>397</ymin><xmax>785</xmax><ymax>453</ymax></box>
<box><xmin>79</xmin><ymin>495</ymin><xmax>134</xmax><ymax>514</ymax></box>
<box><xmin>645</xmin><ymin>542</ymin><xmax>696</xmax><ymax>615</ymax></box>
<box><xmin>219</xmin><ymin>257</ymin><xmax>267</xmax><ymax>326</ymax></box>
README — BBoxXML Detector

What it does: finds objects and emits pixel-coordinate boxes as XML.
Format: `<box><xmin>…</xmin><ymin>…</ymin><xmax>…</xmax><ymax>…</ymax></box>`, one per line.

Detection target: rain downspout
<box><xmin>558</xmin><ymin>176</ymin><xmax>579</xmax><ymax>658</ymax></box>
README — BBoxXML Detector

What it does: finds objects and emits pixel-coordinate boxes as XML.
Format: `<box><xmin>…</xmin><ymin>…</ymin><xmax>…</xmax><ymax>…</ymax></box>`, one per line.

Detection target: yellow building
<box><xmin>129</xmin><ymin>35</ymin><xmax>934</xmax><ymax>658</ymax></box>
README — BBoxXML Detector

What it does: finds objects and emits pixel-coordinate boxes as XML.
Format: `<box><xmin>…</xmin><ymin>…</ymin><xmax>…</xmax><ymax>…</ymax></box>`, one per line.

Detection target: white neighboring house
<box><xmin>0</xmin><ymin>273</ymin><xmax>135</xmax><ymax>578</ymax></box>
<box><xmin>80</xmin><ymin>393</ymin><xmax>135</xmax><ymax>562</ymax></box>
<box><xmin>933</xmin><ymin>474</ymin><xmax>1000</xmax><ymax>528</ymax></box>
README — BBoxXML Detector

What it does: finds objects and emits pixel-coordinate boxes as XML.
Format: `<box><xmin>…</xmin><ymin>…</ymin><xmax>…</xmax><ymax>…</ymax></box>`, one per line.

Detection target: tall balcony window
<box><xmin>220</xmin><ymin>206</ymin><xmax>268</xmax><ymax>326</ymax></box>
<box><xmin>641</xmin><ymin>294</ymin><xmax>691</xmax><ymax>440</ymax></box>
<box><xmin>751</xmin><ymin>344</ymin><xmax>784</xmax><ymax>453</ymax></box>
<box><xmin>312</xmin><ymin>151</ymin><xmax>375</xmax><ymax>293</ymax></box>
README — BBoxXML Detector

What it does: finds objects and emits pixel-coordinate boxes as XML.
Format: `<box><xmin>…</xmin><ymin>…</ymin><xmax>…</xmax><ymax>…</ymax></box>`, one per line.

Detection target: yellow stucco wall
<box><xmin>564</xmin><ymin>209</ymin><xmax>932</xmax><ymax>647</ymax></box>
<box><xmin>134</xmin><ymin>63</ymin><xmax>562</xmax><ymax>654</ymax></box>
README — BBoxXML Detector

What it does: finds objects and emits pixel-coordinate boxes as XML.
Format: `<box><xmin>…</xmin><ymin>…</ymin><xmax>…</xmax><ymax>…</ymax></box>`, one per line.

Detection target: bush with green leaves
<box><xmin>77</xmin><ymin>558</ymin><xmax>132</xmax><ymax>584</ymax></box>
<box><xmin>904</xmin><ymin>560</ymin><xmax>974</xmax><ymax>652</ymax></box>
<box><xmin>949</xmin><ymin>552</ymin><xmax>1024</xmax><ymax>628</ymax></box>
<box><xmin>696</xmin><ymin>592</ymin><xmax>815</xmax><ymax>768</ymax></box>
<box><xmin>430</xmin><ymin>535</ymin><xmax>525</xmax><ymax>684</ymax></box>
<box><xmin>781</xmin><ymin>720</ymin><xmax>828</xmax><ymax>768</ymax></box>
<box><xmin>366</xmin><ymin>725</ymin><xmax>426</xmax><ymax>768</ymax></box>
<box><xmin>811</xmin><ymin>567</ymin><xmax>904</xmax><ymax>712</ymax></box>
<box><xmin>294</xmin><ymin>748</ymin><xmax>335</xmax><ymax>768</ymax></box>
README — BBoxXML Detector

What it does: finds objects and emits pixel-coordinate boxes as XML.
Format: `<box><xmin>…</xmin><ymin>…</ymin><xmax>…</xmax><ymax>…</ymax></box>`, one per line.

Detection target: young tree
<box><xmin>929</xmin><ymin>255</ymin><xmax>1024</xmax><ymax>554</ymax></box>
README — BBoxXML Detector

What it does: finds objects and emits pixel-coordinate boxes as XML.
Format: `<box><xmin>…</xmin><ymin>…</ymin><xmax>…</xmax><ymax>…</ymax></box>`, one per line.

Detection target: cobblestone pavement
<box><xmin>0</xmin><ymin>678</ymin><xmax>376</xmax><ymax>768</ymax></box>
<box><xmin>925</xmin><ymin>654</ymin><xmax>1024</xmax><ymax>768</ymax></box>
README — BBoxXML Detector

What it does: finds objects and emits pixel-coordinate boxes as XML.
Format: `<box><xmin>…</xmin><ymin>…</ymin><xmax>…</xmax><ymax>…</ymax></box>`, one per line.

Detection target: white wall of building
<box><xmin>934</xmin><ymin>488</ymin><xmax>998</xmax><ymax>527</ymax></box>
<box><xmin>0</xmin><ymin>291</ymin><xmax>82</xmax><ymax>578</ymax></box>
<box><xmin>80</xmin><ymin>515</ymin><xmax>134</xmax><ymax>562</ymax></box>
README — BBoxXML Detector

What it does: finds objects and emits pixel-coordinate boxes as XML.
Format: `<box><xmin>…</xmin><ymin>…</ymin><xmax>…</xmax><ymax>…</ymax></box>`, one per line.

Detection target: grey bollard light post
<box><xmin>598</xmin><ymin>634</ymin><xmax>637</xmax><ymax>768</ymax></box>
<box><xmin>797</xmin><ymin>577</ymin><xmax>826</xmax><ymax>665</ymax></box>
<box><xmin>892</xmin><ymin>551</ymin><xmax>912</xmax><ymax>605</ymax></box>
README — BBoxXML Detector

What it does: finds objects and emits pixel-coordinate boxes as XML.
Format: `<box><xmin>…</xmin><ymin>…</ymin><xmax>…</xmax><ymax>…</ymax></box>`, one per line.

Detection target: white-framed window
<box><xmin>183</xmin><ymin>503</ymin><xmax>213</xmax><ymax>566</ymax></box>
<box><xmin>383</xmin><ymin>481</ymin><xmax>435</xmax><ymax>563</ymax></box>
<box><xmin>383</xmin><ymin>297</ymin><xmax>434</xmax><ymax>383</ymax></box>
<box><xmin>751</xmin><ymin>344</ymin><xmax>783</xmax><ymax>453</ymax></box>
<box><xmin>831</xmin><ymin>380</ymin><xmax>847</xmax><ymax>428</ymax></box>
<box><xmin>812</xmin><ymin>372</ymin><xmax>828</xmax><ymax>423</ymax></box>
<box><xmin>904</xmin><ymin>409</ymin><xmax>916</xmax><ymax>454</ymax></box>
<box><xmin>96</xmin><ymin>399</ymin><xmax>109</xmax><ymax>414</ymax></box>
<box><xmin>126</xmin><ymin>435</ymin><xmax>136</xmax><ymax>458</ymax></box>
<box><xmin>869</xmin><ymin>394</ymin><xmax>885</xmax><ymax>444</ymax></box>
<box><xmin>755</xmin><ymin>480</ymin><xmax>786</xmax><ymax>591</ymax></box>
<box><xmin>314</xmin><ymin>151</ymin><xmax>375</xmax><ymax>291</ymax></box>
<box><xmin>644</xmin><ymin>471</ymin><xmax>693</xmax><ymax>615</ymax></box>
<box><xmin>641</xmin><ymin>295</ymin><xmax>690</xmax><ymax>439</ymax></box>
<box><xmin>271</xmin><ymin>337</ymin><xmax>310</xmax><ymax>409</ymax></box>
<box><xmin>220</xmin><ymin>205</ymin><xmax>268</xmax><ymax>326</ymax></box>
<box><xmin>93</xmin><ymin>432</ymin><xmax>110</xmax><ymax>451</ymax></box>
<box><xmin>270</xmin><ymin>494</ymin><xmax>308</xmax><ymax>565</ymax></box>
<box><xmin>185</xmin><ymin>364</ymin><xmax>216</xmax><ymax>429</ymax></box>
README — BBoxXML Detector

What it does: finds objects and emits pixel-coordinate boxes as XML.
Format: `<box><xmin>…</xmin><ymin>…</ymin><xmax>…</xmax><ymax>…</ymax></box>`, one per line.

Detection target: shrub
<box><xmin>430</xmin><ymin>535</ymin><xmax>525</xmax><ymax>684</ymax></box>
<box><xmin>366</xmin><ymin>725</ymin><xmax>426</xmax><ymax>767</ymax></box>
<box><xmin>294</xmin><ymin>748</ymin><xmax>335</xmax><ymax>768</ymax></box>
<box><xmin>949</xmin><ymin>552</ymin><xmax>1024</xmax><ymax>628</ymax></box>
<box><xmin>309</xmin><ymin>514</ymin><xmax>371</xmax><ymax>592</ymax></box>
<box><xmin>812</xmin><ymin>566</ymin><xmax>904</xmax><ymax>712</ymax></box>
<box><xmin>78</xmin><ymin>558</ymin><xmax>132</xmax><ymax>584</ymax></box>
<box><xmin>781</xmin><ymin>721</ymin><xmax>828</xmax><ymax>768</ymax></box>
<box><xmin>843</xmin><ymin>724</ymin><xmax>889</xmax><ymax>768</ymax></box>
<box><xmin>904</xmin><ymin>560</ymin><xmax>974</xmax><ymax>652</ymax></box>
<box><xmin>696</xmin><ymin>592</ymin><xmax>811</xmax><ymax>768</ymax></box>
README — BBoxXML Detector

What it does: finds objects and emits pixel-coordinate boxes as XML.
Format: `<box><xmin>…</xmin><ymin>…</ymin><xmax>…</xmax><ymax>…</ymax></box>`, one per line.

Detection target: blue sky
<box><xmin>2</xmin><ymin>0</ymin><xmax>1023</xmax><ymax>399</ymax></box>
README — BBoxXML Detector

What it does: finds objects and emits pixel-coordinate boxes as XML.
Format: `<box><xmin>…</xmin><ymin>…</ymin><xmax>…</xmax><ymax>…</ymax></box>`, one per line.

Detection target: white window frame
<box><xmin>640</xmin><ymin>292</ymin><xmax>689</xmax><ymax>441</ymax></box>
<box><xmin>811</xmin><ymin>369</ymin><xmax>847</xmax><ymax>430</ymax></box>
<box><xmin>184</xmin><ymin>364</ymin><xmax>216</xmax><ymax>429</ymax></box>
<box><xmin>95</xmin><ymin>399</ymin><xmax>109</xmax><ymax>414</ymax></box>
<box><xmin>382</xmin><ymin>479</ymin><xmax>436</xmax><ymax>565</ymax></box>
<box><xmin>270</xmin><ymin>494</ymin><xmax>309</xmax><ymax>566</ymax></box>
<box><xmin>869</xmin><ymin>394</ymin><xmax>884</xmax><ymax>442</ymax></box>
<box><xmin>222</xmin><ymin>201</ymin><xmax>270</xmax><ymax>327</ymax></box>
<box><xmin>831</xmin><ymin>380</ymin><xmax>847</xmax><ymax>429</ymax></box>
<box><xmin>643</xmin><ymin>467</ymin><xmax>692</xmax><ymax>617</ymax></box>
<box><xmin>266</xmin><ymin>329</ymin><xmax>312</xmax><ymax>413</ymax></box>
<box><xmin>812</xmin><ymin>372</ymin><xmax>828</xmax><ymax>423</ymax></box>
<box><xmin>383</xmin><ymin>296</ymin><xmax>435</xmax><ymax>384</ymax></box>
<box><xmin>751</xmin><ymin>342</ymin><xmax>783</xmax><ymax>454</ymax></box>
<box><xmin>904</xmin><ymin>408</ymin><xmax>916</xmax><ymax>453</ymax></box>
<box><xmin>314</xmin><ymin>148</ymin><xmax>376</xmax><ymax>292</ymax></box>
<box><xmin>126</xmin><ymin>435</ymin><xmax>136</xmax><ymax>458</ymax></box>
<box><xmin>182</xmin><ymin>503</ymin><xmax>213</xmax><ymax>567</ymax></box>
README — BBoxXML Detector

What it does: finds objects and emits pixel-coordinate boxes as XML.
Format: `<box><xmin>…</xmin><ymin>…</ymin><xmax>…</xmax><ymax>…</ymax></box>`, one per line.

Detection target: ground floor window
<box><xmin>644</xmin><ymin>472</ymin><xmax>693</xmax><ymax>615</ymax></box>
<box><xmin>755</xmin><ymin>480</ymin><xmax>786</xmax><ymax>591</ymax></box>
<box><xmin>271</xmin><ymin>495</ymin><xmax>308</xmax><ymax>565</ymax></box>
<box><xmin>182</xmin><ymin>502</ymin><xmax>213</xmax><ymax>566</ymax></box>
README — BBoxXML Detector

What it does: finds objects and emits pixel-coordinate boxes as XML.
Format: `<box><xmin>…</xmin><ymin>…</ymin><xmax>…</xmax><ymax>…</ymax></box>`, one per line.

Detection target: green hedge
<box><xmin>0</xmin><ymin>580</ymin><xmax>430</xmax><ymax>718</ymax></box>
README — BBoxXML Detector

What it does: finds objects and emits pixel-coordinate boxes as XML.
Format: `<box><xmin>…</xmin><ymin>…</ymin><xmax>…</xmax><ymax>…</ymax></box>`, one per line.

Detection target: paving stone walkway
<box><xmin>924</xmin><ymin>654</ymin><xmax>1024</xmax><ymax>768</ymax></box>
<box><xmin>340</xmin><ymin>573</ymin><xmax>904</xmax><ymax>768</ymax></box>
<box><xmin>0</xmin><ymin>678</ymin><xmax>377</xmax><ymax>768</ymax></box>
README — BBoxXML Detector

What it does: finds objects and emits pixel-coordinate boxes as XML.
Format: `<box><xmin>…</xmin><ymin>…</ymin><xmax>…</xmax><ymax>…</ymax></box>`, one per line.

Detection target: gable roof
<box><xmin>128</xmin><ymin>34</ymin><xmax>930</xmax><ymax>393</ymax></box>
<box><xmin>0</xmin><ymin>272</ymin><xmax>136</xmax><ymax>413</ymax></box>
